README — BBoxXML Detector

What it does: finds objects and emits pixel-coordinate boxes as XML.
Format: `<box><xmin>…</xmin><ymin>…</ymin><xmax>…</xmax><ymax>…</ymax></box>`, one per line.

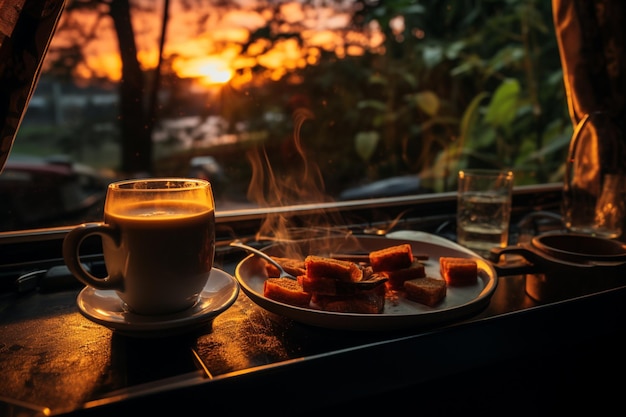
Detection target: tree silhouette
<box><xmin>54</xmin><ymin>0</ymin><xmax>171</xmax><ymax>175</ymax></box>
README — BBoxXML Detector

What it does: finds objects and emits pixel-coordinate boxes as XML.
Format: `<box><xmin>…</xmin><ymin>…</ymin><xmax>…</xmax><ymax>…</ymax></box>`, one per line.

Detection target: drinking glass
<box><xmin>457</xmin><ymin>169</ymin><xmax>514</xmax><ymax>257</ymax></box>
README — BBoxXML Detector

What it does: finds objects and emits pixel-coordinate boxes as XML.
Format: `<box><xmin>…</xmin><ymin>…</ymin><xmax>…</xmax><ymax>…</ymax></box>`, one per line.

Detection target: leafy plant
<box><xmin>346</xmin><ymin>0</ymin><xmax>571</xmax><ymax>192</ymax></box>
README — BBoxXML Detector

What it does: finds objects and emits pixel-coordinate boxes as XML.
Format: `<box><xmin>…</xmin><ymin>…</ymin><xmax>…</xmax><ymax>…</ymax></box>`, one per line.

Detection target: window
<box><xmin>0</xmin><ymin>0</ymin><xmax>569</xmax><ymax>235</ymax></box>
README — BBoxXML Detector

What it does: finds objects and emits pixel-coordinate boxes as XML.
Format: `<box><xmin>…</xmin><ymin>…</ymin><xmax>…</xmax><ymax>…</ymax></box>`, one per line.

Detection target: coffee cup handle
<box><xmin>63</xmin><ymin>222</ymin><xmax>123</xmax><ymax>290</ymax></box>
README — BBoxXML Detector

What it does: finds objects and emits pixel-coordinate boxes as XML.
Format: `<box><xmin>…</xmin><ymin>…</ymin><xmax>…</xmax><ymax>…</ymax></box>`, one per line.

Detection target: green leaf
<box><xmin>355</xmin><ymin>131</ymin><xmax>380</xmax><ymax>162</ymax></box>
<box><xmin>400</xmin><ymin>71</ymin><xmax>418</xmax><ymax>88</ymax></box>
<box><xmin>450</xmin><ymin>54</ymin><xmax>484</xmax><ymax>76</ymax></box>
<box><xmin>415</xmin><ymin>91</ymin><xmax>440</xmax><ymax>116</ymax></box>
<box><xmin>459</xmin><ymin>91</ymin><xmax>490</xmax><ymax>144</ymax></box>
<box><xmin>422</xmin><ymin>45</ymin><xmax>443</xmax><ymax>68</ymax></box>
<box><xmin>356</xmin><ymin>99</ymin><xmax>387</xmax><ymax>111</ymax></box>
<box><xmin>484</xmin><ymin>79</ymin><xmax>520</xmax><ymax>128</ymax></box>
<box><xmin>368</xmin><ymin>73</ymin><xmax>387</xmax><ymax>85</ymax></box>
<box><xmin>485</xmin><ymin>46</ymin><xmax>525</xmax><ymax>75</ymax></box>
<box><xmin>445</xmin><ymin>40</ymin><xmax>466</xmax><ymax>60</ymax></box>
<box><xmin>472</xmin><ymin>126</ymin><xmax>497</xmax><ymax>148</ymax></box>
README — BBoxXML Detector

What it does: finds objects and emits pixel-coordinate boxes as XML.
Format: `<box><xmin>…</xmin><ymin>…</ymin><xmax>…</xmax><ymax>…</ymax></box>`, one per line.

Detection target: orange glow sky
<box><xmin>50</xmin><ymin>0</ymin><xmax>384</xmax><ymax>87</ymax></box>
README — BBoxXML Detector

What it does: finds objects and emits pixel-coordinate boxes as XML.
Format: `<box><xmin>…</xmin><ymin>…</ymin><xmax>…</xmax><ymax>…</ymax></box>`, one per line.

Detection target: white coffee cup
<box><xmin>63</xmin><ymin>178</ymin><xmax>215</xmax><ymax>315</ymax></box>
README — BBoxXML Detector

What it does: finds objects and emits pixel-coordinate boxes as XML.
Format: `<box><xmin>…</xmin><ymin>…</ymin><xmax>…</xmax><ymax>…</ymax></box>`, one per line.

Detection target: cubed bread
<box><xmin>301</xmin><ymin>273</ymin><xmax>387</xmax><ymax>296</ymax></box>
<box><xmin>381</xmin><ymin>259</ymin><xmax>426</xmax><ymax>290</ymax></box>
<box><xmin>311</xmin><ymin>284</ymin><xmax>386</xmax><ymax>314</ymax></box>
<box><xmin>305</xmin><ymin>255</ymin><xmax>363</xmax><ymax>282</ymax></box>
<box><xmin>264</xmin><ymin>278</ymin><xmax>312</xmax><ymax>307</ymax></box>
<box><xmin>369</xmin><ymin>244</ymin><xmax>414</xmax><ymax>272</ymax></box>
<box><xmin>439</xmin><ymin>257</ymin><xmax>478</xmax><ymax>285</ymax></box>
<box><xmin>404</xmin><ymin>277</ymin><xmax>447</xmax><ymax>307</ymax></box>
<box><xmin>265</xmin><ymin>256</ymin><xmax>306</xmax><ymax>278</ymax></box>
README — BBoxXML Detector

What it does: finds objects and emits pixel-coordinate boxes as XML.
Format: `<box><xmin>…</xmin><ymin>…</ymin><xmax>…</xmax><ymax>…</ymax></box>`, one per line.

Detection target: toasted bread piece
<box><xmin>404</xmin><ymin>277</ymin><xmax>447</xmax><ymax>307</ymax></box>
<box><xmin>369</xmin><ymin>244</ymin><xmax>414</xmax><ymax>272</ymax></box>
<box><xmin>311</xmin><ymin>284</ymin><xmax>386</xmax><ymax>314</ymax></box>
<box><xmin>439</xmin><ymin>257</ymin><xmax>478</xmax><ymax>285</ymax></box>
<box><xmin>381</xmin><ymin>259</ymin><xmax>426</xmax><ymax>290</ymax></box>
<box><xmin>305</xmin><ymin>255</ymin><xmax>363</xmax><ymax>282</ymax></box>
<box><xmin>264</xmin><ymin>278</ymin><xmax>312</xmax><ymax>307</ymax></box>
<box><xmin>301</xmin><ymin>273</ymin><xmax>388</xmax><ymax>296</ymax></box>
<box><xmin>265</xmin><ymin>256</ymin><xmax>306</xmax><ymax>278</ymax></box>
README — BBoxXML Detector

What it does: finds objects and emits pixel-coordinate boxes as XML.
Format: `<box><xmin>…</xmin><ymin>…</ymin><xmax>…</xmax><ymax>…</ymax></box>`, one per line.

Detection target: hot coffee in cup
<box><xmin>63</xmin><ymin>178</ymin><xmax>215</xmax><ymax>315</ymax></box>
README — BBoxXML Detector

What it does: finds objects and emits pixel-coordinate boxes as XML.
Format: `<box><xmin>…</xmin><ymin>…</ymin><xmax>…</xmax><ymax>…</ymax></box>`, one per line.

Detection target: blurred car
<box><xmin>338</xmin><ymin>175</ymin><xmax>431</xmax><ymax>200</ymax></box>
<box><xmin>0</xmin><ymin>155</ymin><xmax>112</xmax><ymax>231</ymax></box>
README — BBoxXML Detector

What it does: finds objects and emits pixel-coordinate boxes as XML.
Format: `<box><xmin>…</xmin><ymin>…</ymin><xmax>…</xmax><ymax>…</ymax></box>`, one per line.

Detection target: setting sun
<box><xmin>48</xmin><ymin>1</ymin><xmax>382</xmax><ymax>88</ymax></box>
<box><xmin>173</xmin><ymin>56</ymin><xmax>234</xmax><ymax>86</ymax></box>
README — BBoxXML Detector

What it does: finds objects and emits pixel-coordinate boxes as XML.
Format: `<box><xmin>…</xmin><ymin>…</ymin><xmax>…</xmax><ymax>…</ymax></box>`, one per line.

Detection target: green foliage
<box><xmin>350</xmin><ymin>0</ymin><xmax>571</xmax><ymax>191</ymax></box>
<box><xmin>484</xmin><ymin>79</ymin><xmax>521</xmax><ymax>129</ymax></box>
<box><xmin>219</xmin><ymin>0</ymin><xmax>570</xmax><ymax>196</ymax></box>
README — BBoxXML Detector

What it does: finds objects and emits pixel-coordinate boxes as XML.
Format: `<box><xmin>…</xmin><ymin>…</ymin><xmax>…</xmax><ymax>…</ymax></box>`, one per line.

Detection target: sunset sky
<box><xmin>50</xmin><ymin>0</ymin><xmax>385</xmax><ymax>87</ymax></box>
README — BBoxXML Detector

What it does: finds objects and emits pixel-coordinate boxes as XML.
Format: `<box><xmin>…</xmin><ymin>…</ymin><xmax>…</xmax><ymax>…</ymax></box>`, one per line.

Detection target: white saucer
<box><xmin>77</xmin><ymin>268</ymin><xmax>239</xmax><ymax>337</ymax></box>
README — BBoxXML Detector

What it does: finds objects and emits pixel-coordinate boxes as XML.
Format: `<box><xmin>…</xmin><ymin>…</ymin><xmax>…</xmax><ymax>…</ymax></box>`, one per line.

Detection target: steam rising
<box><xmin>246</xmin><ymin>106</ymin><xmax>348</xmax><ymax>245</ymax></box>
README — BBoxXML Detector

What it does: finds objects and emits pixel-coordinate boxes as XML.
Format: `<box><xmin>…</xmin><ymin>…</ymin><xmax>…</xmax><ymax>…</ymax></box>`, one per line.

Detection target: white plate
<box><xmin>77</xmin><ymin>268</ymin><xmax>239</xmax><ymax>337</ymax></box>
<box><xmin>235</xmin><ymin>233</ymin><xmax>498</xmax><ymax>331</ymax></box>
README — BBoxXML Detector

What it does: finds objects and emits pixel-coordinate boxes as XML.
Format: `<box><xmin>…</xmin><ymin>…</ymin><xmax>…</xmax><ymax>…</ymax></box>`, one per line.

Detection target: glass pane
<box><xmin>0</xmin><ymin>0</ymin><xmax>570</xmax><ymax>233</ymax></box>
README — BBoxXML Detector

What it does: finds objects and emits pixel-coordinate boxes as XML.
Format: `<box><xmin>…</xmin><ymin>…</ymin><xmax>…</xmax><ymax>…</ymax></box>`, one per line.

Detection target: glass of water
<box><xmin>457</xmin><ymin>169</ymin><xmax>514</xmax><ymax>257</ymax></box>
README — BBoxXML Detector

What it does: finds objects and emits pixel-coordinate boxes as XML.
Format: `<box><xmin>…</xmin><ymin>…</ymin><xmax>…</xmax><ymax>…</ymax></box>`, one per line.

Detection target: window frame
<box><xmin>0</xmin><ymin>182</ymin><xmax>564</xmax><ymax>293</ymax></box>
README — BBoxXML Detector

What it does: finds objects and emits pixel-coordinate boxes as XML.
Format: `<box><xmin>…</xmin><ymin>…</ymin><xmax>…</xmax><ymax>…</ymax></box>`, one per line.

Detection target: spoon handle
<box><xmin>229</xmin><ymin>241</ymin><xmax>297</xmax><ymax>280</ymax></box>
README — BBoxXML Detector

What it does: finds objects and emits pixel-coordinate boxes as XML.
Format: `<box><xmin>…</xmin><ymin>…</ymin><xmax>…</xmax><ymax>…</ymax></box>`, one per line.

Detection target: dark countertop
<box><xmin>1</xmin><ymin>231</ymin><xmax>625</xmax><ymax>416</ymax></box>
